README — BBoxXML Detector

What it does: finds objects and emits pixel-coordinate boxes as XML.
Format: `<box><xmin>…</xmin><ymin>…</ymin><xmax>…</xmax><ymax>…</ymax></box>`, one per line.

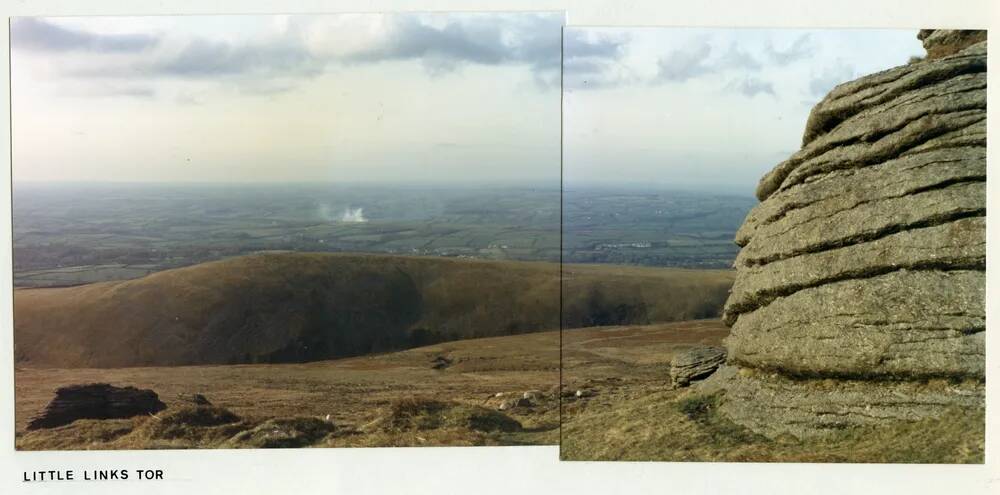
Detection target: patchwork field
<box><xmin>13</xmin><ymin>184</ymin><xmax>752</xmax><ymax>287</ymax></box>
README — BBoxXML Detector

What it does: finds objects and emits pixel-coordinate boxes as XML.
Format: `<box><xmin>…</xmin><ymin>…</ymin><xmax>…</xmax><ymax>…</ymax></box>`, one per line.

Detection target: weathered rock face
<box><xmin>719</xmin><ymin>371</ymin><xmax>984</xmax><ymax>440</ymax></box>
<box><xmin>716</xmin><ymin>30</ymin><xmax>986</xmax><ymax>438</ymax></box>
<box><xmin>670</xmin><ymin>346</ymin><xmax>727</xmax><ymax>387</ymax></box>
<box><xmin>919</xmin><ymin>29</ymin><xmax>988</xmax><ymax>60</ymax></box>
<box><xmin>27</xmin><ymin>383</ymin><xmax>167</xmax><ymax>430</ymax></box>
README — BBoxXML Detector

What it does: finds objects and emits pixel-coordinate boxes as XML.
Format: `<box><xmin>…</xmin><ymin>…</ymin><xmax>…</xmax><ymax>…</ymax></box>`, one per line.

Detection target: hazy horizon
<box><xmin>12</xmin><ymin>178</ymin><xmax>756</xmax><ymax>197</ymax></box>
<box><xmin>11</xmin><ymin>13</ymin><xmax>564</xmax><ymax>184</ymax></box>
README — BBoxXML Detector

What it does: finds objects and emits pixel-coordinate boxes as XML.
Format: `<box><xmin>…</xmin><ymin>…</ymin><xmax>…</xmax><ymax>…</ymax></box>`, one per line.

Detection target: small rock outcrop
<box><xmin>27</xmin><ymin>383</ymin><xmax>167</xmax><ymax>430</ymax></box>
<box><xmin>670</xmin><ymin>346</ymin><xmax>726</xmax><ymax>387</ymax></box>
<box><xmin>226</xmin><ymin>417</ymin><xmax>336</xmax><ymax>448</ymax></box>
<box><xmin>522</xmin><ymin>390</ymin><xmax>544</xmax><ymax>401</ymax></box>
<box><xmin>498</xmin><ymin>397</ymin><xmax>532</xmax><ymax>411</ymax></box>
<box><xmin>430</xmin><ymin>356</ymin><xmax>453</xmax><ymax>370</ymax></box>
<box><xmin>716</xmin><ymin>30</ymin><xmax>986</xmax><ymax>438</ymax></box>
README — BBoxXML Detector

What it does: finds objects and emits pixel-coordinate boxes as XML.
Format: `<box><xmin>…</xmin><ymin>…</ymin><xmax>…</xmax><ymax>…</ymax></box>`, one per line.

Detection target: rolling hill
<box><xmin>14</xmin><ymin>252</ymin><xmax>734</xmax><ymax>368</ymax></box>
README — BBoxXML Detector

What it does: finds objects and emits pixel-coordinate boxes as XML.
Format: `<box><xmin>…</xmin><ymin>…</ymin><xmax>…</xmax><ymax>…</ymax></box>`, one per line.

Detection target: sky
<box><xmin>11</xmin><ymin>13</ymin><xmax>564</xmax><ymax>184</ymax></box>
<box><xmin>564</xmin><ymin>28</ymin><xmax>926</xmax><ymax>195</ymax></box>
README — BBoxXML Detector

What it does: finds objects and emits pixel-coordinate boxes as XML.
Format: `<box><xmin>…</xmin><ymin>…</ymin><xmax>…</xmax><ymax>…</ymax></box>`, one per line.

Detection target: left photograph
<box><xmin>11</xmin><ymin>12</ymin><xmax>563</xmax><ymax>449</ymax></box>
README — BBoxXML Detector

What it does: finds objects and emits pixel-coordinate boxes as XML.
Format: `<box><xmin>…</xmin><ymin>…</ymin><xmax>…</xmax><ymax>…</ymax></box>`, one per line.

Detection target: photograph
<box><xmin>560</xmin><ymin>27</ymin><xmax>986</xmax><ymax>463</ymax></box>
<box><xmin>1</xmin><ymin>1</ymin><xmax>997</xmax><ymax>494</ymax></box>
<box><xmin>11</xmin><ymin>11</ymin><xmax>568</xmax><ymax>449</ymax></box>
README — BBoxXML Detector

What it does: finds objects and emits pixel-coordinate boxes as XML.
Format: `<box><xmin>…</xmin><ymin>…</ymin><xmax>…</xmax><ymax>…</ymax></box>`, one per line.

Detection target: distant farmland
<box><xmin>13</xmin><ymin>183</ymin><xmax>751</xmax><ymax>287</ymax></box>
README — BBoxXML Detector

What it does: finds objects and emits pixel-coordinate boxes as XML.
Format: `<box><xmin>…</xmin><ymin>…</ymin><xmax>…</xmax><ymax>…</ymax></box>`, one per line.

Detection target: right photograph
<box><xmin>560</xmin><ymin>27</ymin><xmax>986</xmax><ymax>462</ymax></box>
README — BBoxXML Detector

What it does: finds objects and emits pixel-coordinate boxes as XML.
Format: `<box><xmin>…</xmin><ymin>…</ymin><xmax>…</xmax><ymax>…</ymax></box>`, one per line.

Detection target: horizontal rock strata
<box><xmin>725</xmin><ymin>218</ymin><xmax>985</xmax><ymax>323</ymax></box>
<box><xmin>713</xmin><ymin>31</ymin><xmax>986</xmax><ymax>438</ymax></box>
<box><xmin>726</xmin><ymin>270</ymin><xmax>984</xmax><ymax>378</ymax></box>
<box><xmin>717</xmin><ymin>370</ymin><xmax>984</xmax><ymax>439</ymax></box>
<box><xmin>670</xmin><ymin>346</ymin><xmax>727</xmax><ymax>387</ymax></box>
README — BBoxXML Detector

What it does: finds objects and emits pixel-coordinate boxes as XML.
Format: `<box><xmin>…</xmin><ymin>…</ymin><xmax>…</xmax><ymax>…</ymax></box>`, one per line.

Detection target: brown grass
<box><xmin>364</xmin><ymin>398</ymin><xmax>522</xmax><ymax>434</ymax></box>
<box><xmin>560</xmin><ymin>319</ymin><xmax>984</xmax><ymax>463</ymax></box>
<box><xmin>15</xmin><ymin>330</ymin><xmax>561</xmax><ymax>449</ymax></box>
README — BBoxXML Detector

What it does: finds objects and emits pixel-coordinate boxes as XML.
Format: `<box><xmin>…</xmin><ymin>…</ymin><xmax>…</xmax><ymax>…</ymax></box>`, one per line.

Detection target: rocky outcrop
<box><xmin>716</xmin><ymin>30</ymin><xmax>986</xmax><ymax>438</ymax></box>
<box><xmin>670</xmin><ymin>346</ymin><xmax>727</xmax><ymax>387</ymax></box>
<box><xmin>27</xmin><ymin>383</ymin><xmax>167</xmax><ymax>430</ymax></box>
<box><xmin>918</xmin><ymin>29</ymin><xmax>988</xmax><ymax>60</ymax></box>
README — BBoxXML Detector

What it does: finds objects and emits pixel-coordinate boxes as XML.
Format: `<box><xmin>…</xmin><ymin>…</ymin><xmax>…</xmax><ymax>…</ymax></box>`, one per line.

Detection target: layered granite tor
<box><xmin>712</xmin><ymin>29</ymin><xmax>986</xmax><ymax>439</ymax></box>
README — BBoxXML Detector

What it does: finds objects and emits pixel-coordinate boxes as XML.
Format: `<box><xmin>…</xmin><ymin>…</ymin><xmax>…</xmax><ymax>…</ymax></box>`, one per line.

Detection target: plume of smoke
<box><xmin>340</xmin><ymin>207</ymin><xmax>367</xmax><ymax>223</ymax></box>
<box><xmin>317</xmin><ymin>203</ymin><xmax>367</xmax><ymax>223</ymax></box>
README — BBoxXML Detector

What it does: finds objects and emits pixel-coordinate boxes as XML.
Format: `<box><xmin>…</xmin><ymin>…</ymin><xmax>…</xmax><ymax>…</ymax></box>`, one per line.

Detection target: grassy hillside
<box><xmin>562</xmin><ymin>264</ymin><xmax>733</xmax><ymax>327</ymax></box>
<box><xmin>14</xmin><ymin>252</ymin><xmax>734</xmax><ymax>368</ymax></box>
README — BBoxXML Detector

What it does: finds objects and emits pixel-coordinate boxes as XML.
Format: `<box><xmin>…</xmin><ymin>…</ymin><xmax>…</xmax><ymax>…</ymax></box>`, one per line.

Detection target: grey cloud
<box><xmin>345</xmin><ymin>12</ymin><xmax>564</xmax><ymax>88</ymax></box>
<box><xmin>764</xmin><ymin>34</ymin><xmax>815</xmax><ymax>65</ymax></box>
<box><xmin>61</xmin><ymin>83</ymin><xmax>156</xmax><ymax>99</ymax></box>
<box><xmin>108</xmin><ymin>85</ymin><xmax>156</xmax><ymax>98</ymax></box>
<box><xmin>563</xmin><ymin>58</ymin><xmax>605</xmax><ymax>76</ymax></box>
<box><xmin>41</xmin><ymin>13</ymin><xmax>564</xmax><ymax>95</ymax></box>
<box><xmin>153</xmin><ymin>38</ymin><xmax>321</xmax><ymax>78</ymax></box>
<box><xmin>562</xmin><ymin>30</ymin><xmax>629</xmax><ymax>90</ymax></box>
<box><xmin>566</xmin><ymin>36</ymin><xmax>768</xmax><ymax>91</ymax></box>
<box><xmin>236</xmin><ymin>81</ymin><xmax>298</xmax><ymax>96</ymax></box>
<box><xmin>655</xmin><ymin>40</ymin><xmax>713</xmax><ymax>82</ymax></box>
<box><xmin>809</xmin><ymin>59</ymin><xmax>855</xmax><ymax>97</ymax></box>
<box><xmin>11</xmin><ymin>17</ymin><xmax>158</xmax><ymax>53</ymax></box>
<box><xmin>716</xmin><ymin>42</ymin><xmax>762</xmax><ymax>71</ymax></box>
<box><xmin>562</xmin><ymin>57</ymin><xmax>620</xmax><ymax>90</ymax></box>
<box><xmin>349</xmin><ymin>16</ymin><xmax>504</xmax><ymax>66</ymax></box>
<box><xmin>727</xmin><ymin>77</ymin><xmax>775</xmax><ymax>97</ymax></box>
<box><xmin>151</xmin><ymin>13</ymin><xmax>563</xmax><ymax>79</ymax></box>
<box><xmin>564</xmin><ymin>29</ymin><xmax>624</xmax><ymax>60</ymax></box>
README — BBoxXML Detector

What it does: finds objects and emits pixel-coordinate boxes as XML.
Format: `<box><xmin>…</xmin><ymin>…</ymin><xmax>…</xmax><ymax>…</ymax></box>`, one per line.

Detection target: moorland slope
<box><xmin>15</xmin><ymin>252</ymin><xmax>733</xmax><ymax>367</ymax></box>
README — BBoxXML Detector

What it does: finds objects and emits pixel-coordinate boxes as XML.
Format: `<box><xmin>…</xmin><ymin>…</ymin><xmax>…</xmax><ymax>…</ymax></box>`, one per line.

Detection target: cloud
<box><xmin>564</xmin><ymin>29</ymin><xmax>624</xmax><ymax>60</ymax></box>
<box><xmin>342</xmin><ymin>16</ymin><xmax>511</xmax><ymax>67</ymax></box>
<box><xmin>655</xmin><ymin>40</ymin><xmax>713</xmax><ymax>82</ymax></box>
<box><xmin>78</xmin><ymin>85</ymin><xmax>156</xmax><ymax>99</ymax></box>
<box><xmin>103</xmin><ymin>85</ymin><xmax>156</xmax><ymax>98</ymax></box>
<box><xmin>564</xmin><ymin>31</ymin><xmax>830</xmax><ymax>94</ymax></box>
<box><xmin>13</xmin><ymin>13</ymin><xmax>564</xmax><ymax>96</ymax></box>
<box><xmin>10</xmin><ymin>17</ymin><xmax>158</xmax><ymax>53</ymax></box>
<box><xmin>304</xmin><ymin>12</ymin><xmax>564</xmax><ymax>83</ymax></box>
<box><xmin>726</xmin><ymin>76</ymin><xmax>775</xmax><ymax>97</ymax></box>
<box><xmin>566</xmin><ymin>35</ymin><xmax>772</xmax><ymax>90</ymax></box>
<box><xmin>809</xmin><ymin>59</ymin><xmax>855</xmax><ymax>97</ymax></box>
<box><xmin>562</xmin><ymin>30</ymin><xmax>630</xmax><ymax>90</ymax></box>
<box><xmin>151</xmin><ymin>38</ymin><xmax>321</xmax><ymax>78</ymax></box>
<box><xmin>764</xmin><ymin>34</ymin><xmax>816</xmax><ymax>65</ymax></box>
<box><xmin>716</xmin><ymin>42</ymin><xmax>762</xmax><ymax>71</ymax></box>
